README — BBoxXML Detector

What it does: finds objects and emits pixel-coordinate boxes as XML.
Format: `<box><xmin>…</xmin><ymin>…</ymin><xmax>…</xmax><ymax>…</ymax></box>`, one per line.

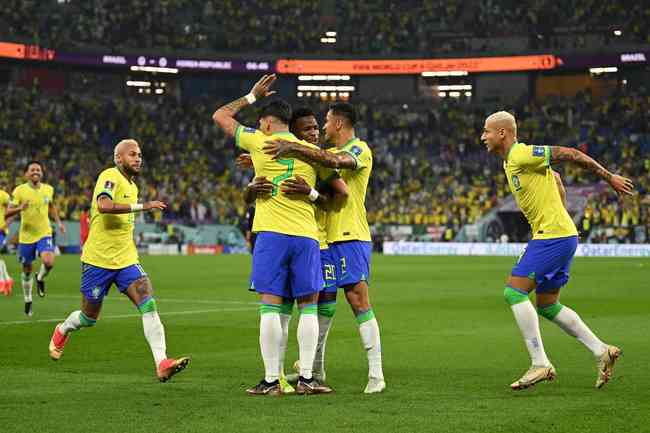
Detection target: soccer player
<box><xmin>0</xmin><ymin>187</ymin><xmax>14</xmax><ymax>295</ymax></box>
<box><xmin>264</xmin><ymin>102</ymin><xmax>386</xmax><ymax>394</ymax></box>
<box><xmin>480</xmin><ymin>111</ymin><xmax>634</xmax><ymax>390</ymax></box>
<box><xmin>5</xmin><ymin>161</ymin><xmax>65</xmax><ymax>315</ymax></box>
<box><xmin>212</xmin><ymin>74</ymin><xmax>329</xmax><ymax>395</ymax></box>
<box><xmin>47</xmin><ymin>139</ymin><xmax>190</xmax><ymax>383</ymax></box>
<box><xmin>239</xmin><ymin>107</ymin><xmax>348</xmax><ymax>391</ymax></box>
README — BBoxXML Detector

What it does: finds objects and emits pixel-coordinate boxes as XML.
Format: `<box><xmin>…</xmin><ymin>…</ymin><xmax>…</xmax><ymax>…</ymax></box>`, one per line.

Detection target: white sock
<box><xmin>260</xmin><ymin>311</ymin><xmax>282</xmax><ymax>383</ymax></box>
<box><xmin>511</xmin><ymin>300</ymin><xmax>551</xmax><ymax>366</ymax></box>
<box><xmin>359</xmin><ymin>317</ymin><xmax>384</xmax><ymax>380</ymax></box>
<box><xmin>37</xmin><ymin>263</ymin><xmax>51</xmax><ymax>281</ymax></box>
<box><xmin>297</xmin><ymin>308</ymin><xmax>318</xmax><ymax>380</ymax></box>
<box><xmin>313</xmin><ymin>314</ymin><xmax>334</xmax><ymax>378</ymax></box>
<box><xmin>21</xmin><ymin>272</ymin><xmax>32</xmax><ymax>303</ymax></box>
<box><xmin>60</xmin><ymin>310</ymin><xmax>96</xmax><ymax>335</ymax></box>
<box><xmin>0</xmin><ymin>259</ymin><xmax>8</xmax><ymax>280</ymax></box>
<box><xmin>142</xmin><ymin>311</ymin><xmax>167</xmax><ymax>367</ymax></box>
<box><xmin>552</xmin><ymin>306</ymin><xmax>608</xmax><ymax>357</ymax></box>
<box><xmin>279</xmin><ymin>313</ymin><xmax>292</xmax><ymax>376</ymax></box>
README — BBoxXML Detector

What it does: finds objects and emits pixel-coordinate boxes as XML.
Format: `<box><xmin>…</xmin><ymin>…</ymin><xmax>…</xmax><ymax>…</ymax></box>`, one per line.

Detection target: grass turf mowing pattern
<box><xmin>0</xmin><ymin>255</ymin><xmax>648</xmax><ymax>433</ymax></box>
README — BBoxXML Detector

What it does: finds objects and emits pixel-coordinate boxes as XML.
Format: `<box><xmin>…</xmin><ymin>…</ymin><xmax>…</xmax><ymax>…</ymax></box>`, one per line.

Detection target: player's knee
<box><xmin>503</xmin><ymin>286</ymin><xmax>529</xmax><ymax>306</ymax></box>
<box><xmin>137</xmin><ymin>297</ymin><xmax>157</xmax><ymax>314</ymax></box>
<box><xmin>537</xmin><ymin>303</ymin><xmax>564</xmax><ymax>320</ymax></box>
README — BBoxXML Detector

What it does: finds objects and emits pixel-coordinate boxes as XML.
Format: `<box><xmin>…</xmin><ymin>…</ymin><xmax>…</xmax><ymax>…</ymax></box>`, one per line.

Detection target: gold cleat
<box><xmin>596</xmin><ymin>345</ymin><xmax>622</xmax><ymax>389</ymax></box>
<box><xmin>510</xmin><ymin>365</ymin><xmax>556</xmax><ymax>390</ymax></box>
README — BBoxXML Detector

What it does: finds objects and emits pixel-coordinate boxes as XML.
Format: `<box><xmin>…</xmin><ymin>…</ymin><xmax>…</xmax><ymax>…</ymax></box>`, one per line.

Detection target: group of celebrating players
<box><xmin>1</xmin><ymin>73</ymin><xmax>634</xmax><ymax>393</ymax></box>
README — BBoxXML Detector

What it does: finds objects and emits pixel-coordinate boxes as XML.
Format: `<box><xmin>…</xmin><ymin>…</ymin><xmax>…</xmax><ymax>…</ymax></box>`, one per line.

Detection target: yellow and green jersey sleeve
<box><xmin>0</xmin><ymin>190</ymin><xmax>9</xmax><ymax>232</ymax></box>
<box><xmin>504</xmin><ymin>142</ymin><xmax>577</xmax><ymax>240</ymax></box>
<box><xmin>81</xmin><ymin>167</ymin><xmax>140</xmax><ymax>269</ymax></box>
<box><xmin>11</xmin><ymin>183</ymin><xmax>54</xmax><ymax>244</ymax></box>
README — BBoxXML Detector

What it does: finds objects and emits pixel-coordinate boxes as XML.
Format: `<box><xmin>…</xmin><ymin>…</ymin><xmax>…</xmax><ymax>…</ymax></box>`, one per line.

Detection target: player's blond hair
<box><xmin>486</xmin><ymin>111</ymin><xmax>517</xmax><ymax>135</ymax></box>
<box><xmin>113</xmin><ymin>139</ymin><xmax>139</xmax><ymax>165</ymax></box>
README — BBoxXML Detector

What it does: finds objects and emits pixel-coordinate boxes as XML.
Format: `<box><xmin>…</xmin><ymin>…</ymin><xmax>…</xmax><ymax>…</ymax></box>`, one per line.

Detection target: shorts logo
<box><xmin>104</xmin><ymin>180</ymin><xmax>115</xmax><ymax>191</ymax></box>
<box><xmin>91</xmin><ymin>286</ymin><xmax>101</xmax><ymax>299</ymax></box>
<box><xmin>533</xmin><ymin>146</ymin><xmax>545</xmax><ymax>157</ymax></box>
<box><xmin>349</xmin><ymin>145</ymin><xmax>363</xmax><ymax>157</ymax></box>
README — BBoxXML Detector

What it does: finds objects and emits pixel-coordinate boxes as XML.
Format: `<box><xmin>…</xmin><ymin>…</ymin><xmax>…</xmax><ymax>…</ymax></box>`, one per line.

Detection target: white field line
<box><xmin>0</xmin><ymin>306</ymin><xmax>256</xmax><ymax>326</ymax></box>
<box><xmin>45</xmin><ymin>294</ymin><xmax>258</xmax><ymax>306</ymax></box>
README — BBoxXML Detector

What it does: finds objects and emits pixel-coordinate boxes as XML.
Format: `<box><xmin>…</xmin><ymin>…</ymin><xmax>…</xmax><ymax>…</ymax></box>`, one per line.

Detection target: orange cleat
<box><xmin>49</xmin><ymin>323</ymin><xmax>69</xmax><ymax>361</ymax></box>
<box><xmin>157</xmin><ymin>357</ymin><xmax>191</xmax><ymax>383</ymax></box>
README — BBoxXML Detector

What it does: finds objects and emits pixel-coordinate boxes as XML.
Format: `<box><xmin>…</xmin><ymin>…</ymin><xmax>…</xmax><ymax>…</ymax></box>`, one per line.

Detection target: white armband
<box><xmin>308</xmin><ymin>188</ymin><xmax>320</xmax><ymax>202</ymax></box>
<box><xmin>130</xmin><ymin>203</ymin><xmax>144</xmax><ymax>212</ymax></box>
<box><xmin>244</xmin><ymin>93</ymin><xmax>257</xmax><ymax>104</ymax></box>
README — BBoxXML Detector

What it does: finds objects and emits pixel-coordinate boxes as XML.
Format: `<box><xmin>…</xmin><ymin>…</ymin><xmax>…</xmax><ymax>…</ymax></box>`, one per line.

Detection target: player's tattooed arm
<box><xmin>550</xmin><ymin>146</ymin><xmax>634</xmax><ymax>196</ymax></box>
<box><xmin>212</xmin><ymin>74</ymin><xmax>277</xmax><ymax>137</ymax></box>
<box><xmin>263</xmin><ymin>139</ymin><xmax>357</xmax><ymax>169</ymax></box>
<box><xmin>96</xmin><ymin>196</ymin><xmax>166</xmax><ymax>214</ymax></box>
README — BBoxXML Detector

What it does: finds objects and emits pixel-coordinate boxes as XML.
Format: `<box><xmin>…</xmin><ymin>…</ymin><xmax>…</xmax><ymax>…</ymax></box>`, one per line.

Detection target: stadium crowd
<box><xmin>1</xmin><ymin>0</ymin><xmax>648</xmax><ymax>54</ymax></box>
<box><xmin>0</xmin><ymin>84</ymin><xmax>648</xmax><ymax>242</ymax></box>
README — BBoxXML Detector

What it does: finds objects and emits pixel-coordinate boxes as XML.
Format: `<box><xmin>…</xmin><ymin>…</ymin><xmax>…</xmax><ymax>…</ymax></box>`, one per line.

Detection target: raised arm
<box><xmin>97</xmin><ymin>196</ymin><xmax>166</xmax><ymax>214</ymax></box>
<box><xmin>263</xmin><ymin>138</ymin><xmax>357</xmax><ymax>169</ymax></box>
<box><xmin>550</xmin><ymin>146</ymin><xmax>634</xmax><ymax>196</ymax></box>
<box><xmin>211</xmin><ymin>74</ymin><xmax>277</xmax><ymax>137</ymax></box>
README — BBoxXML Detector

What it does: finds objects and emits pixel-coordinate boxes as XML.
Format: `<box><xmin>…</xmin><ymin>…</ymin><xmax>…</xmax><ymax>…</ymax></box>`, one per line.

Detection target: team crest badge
<box><xmin>91</xmin><ymin>287</ymin><xmax>101</xmax><ymax>299</ymax></box>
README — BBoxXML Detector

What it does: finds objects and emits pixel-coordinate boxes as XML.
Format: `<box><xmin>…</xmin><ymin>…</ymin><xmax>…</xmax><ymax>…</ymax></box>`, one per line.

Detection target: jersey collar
<box><xmin>505</xmin><ymin>141</ymin><xmax>520</xmax><ymax>162</ymax></box>
<box><xmin>342</xmin><ymin>137</ymin><xmax>359</xmax><ymax>148</ymax></box>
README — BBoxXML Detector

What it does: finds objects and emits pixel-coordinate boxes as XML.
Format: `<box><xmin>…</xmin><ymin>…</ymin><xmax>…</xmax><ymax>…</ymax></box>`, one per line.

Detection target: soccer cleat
<box><xmin>36</xmin><ymin>278</ymin><xmax>45</xmax><ymax>298</ymax></box>
<box><xmin>279</xmin><ymin>373</ymin><xmax>295</xmax><ymax>394</ymax></box>
<box><xmin>295</xmin><ymin>377</ymin><xmax>333</xmax><ymax>395</ymax></box>
<box><xmin>49</xmin><ymin>323</ymin><xmax>69</xmax><ymax>361</ymax></box>
<box><xmin>157</xmin><ymin>357</ymin><xmax>191</xmax><ymax>383</ymax></box>
<box><xmin>246</xmin><ymin>379</ymin><xmax>282</xmax><ymax>396</ymax></box>
<box><xmin>24</xmin><ymin>301</ymin><xmax>33</xmax><ymax>316</ymax></box>
<box><xmin>5</xmin><ymin>277</ymin><xmax>13</xmax><ymax>296</ymax></box>
<box><xmin>510</xmin><ymin>365</ymin><xmax>556</xmax><ymax>390</ymax></box>
<box><xmin>0</xmin><ymin>280</ymin><xmax>6</xmax><ymax>296</ymax></box>
<box><xmin>364</xmin><ymin>377</ymin><xmax>386</xmax><ymax>394</ymax></box>
<box><xmin>596</xmin><ymin>345</ymin><xmax>622</xmax><ymax>389</ymax></box>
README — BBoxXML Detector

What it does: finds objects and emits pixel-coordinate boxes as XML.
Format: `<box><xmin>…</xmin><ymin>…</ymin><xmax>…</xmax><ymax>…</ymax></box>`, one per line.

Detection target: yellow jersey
<box><xmin>0</xmin><ymin>189</ymin><xmax>10</xmax><ymax>234</ymax></box>
<box><xmin>11</xmin><ymin>183</ymin><xmax>54</xmax><ymax>244</ymax></box>
<box><xmin>504</xmin><ymin>142</ymin><xmax>578</xmax><ymax>240</ymax></box>
<box><xmin>81</xmin><ymin>167</ymin><xmax>140</xmax><ymax>269</ymax></box>
<box><xmin>315</xmin><ymin>148</ymin><xmax>341</xmax><ymax>249</ymax></box>
<box><xmin>236</xmin><ymin>126</ymin><xmax>324</xmax><ymax>241</ymax></box>
<box><xmin>327</xmin><ymin>138</ymin><xmax>372</xmax><ymax>243</ymax></box>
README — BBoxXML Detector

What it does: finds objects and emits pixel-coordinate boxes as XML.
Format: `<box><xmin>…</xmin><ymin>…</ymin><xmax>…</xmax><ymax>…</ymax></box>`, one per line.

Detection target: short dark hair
<box><xmin>289</xmin><ymin>106</ymin><xmax>316</xmax><ymax>131</ymax></box>
<box><xmin>24</xmin><ymin>160</ymin><xmax>43</xmax><ymax>173</ymax></box>
<box><xmin>258</xmin><ymin>99</ymin><xmax>292</xmax><ymax>125</ymax></box>
<box><xmin>329</xmin><ymin>102</ymin><xmax>357</xmax><ymax>126</ymax></box>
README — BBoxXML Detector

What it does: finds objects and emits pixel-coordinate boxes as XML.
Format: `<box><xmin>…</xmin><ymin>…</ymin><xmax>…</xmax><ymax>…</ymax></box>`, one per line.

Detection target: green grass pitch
<box><xmin>0</xmin><ymin>254</ymin><xmax>648</xmax><ymax>433</ymax></box>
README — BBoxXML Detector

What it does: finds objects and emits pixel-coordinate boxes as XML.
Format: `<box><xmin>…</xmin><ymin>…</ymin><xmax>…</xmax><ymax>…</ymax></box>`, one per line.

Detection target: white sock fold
<box><xmin>359</xmin><ymin>317</ymin><xmax>384</xmax><ymax>380</ymax></box>
<box><xmin>21</xmin><ymin>272</ymin><xmax>32</xmax><ymax>303</ymax></box>
<box><xmin>0</xmin><ymin>259</ymin><xmax>8</xmax><ymax>280</ymax></box>
<box><xmin>142</xmin><ymin>311</ymin><xmax>167</xmax><ymax>367</ymax></box>
<box><xmin>297</xmin><ymin>312</ymin><xmax>318</xmax><ymax>380</ymax></box>
<box><xmin>60</xmin><ymin>311</ymin><xmax>83</xmax><ymax>335</ymax></box>
<box><xmin>37</xmin><ymin>263</ymin><xmax>51</xmax><ymax>281</ymax></box>
<box><xmin>551</xmin><ymin>306</ymin><xmax>608</xmax><ymax>357</ymax></box>
<box><xmin>260</xmin><ymin>312</ymin><xmax>282</xmax><ymax>383</ymax></box>
<box><xmin>511</xmin><ymin>300</ymin><xmax>551</xmax><ymax>367</ymax></box>
<box><xmin>279</xmin><ymin>313</ymin><xmax>291</xmax><ymax>376</ymax></box>
<box><xmin>314</xmin><ymin>314</ymin><xmax>334</xmax><ymax>378</ymax></box>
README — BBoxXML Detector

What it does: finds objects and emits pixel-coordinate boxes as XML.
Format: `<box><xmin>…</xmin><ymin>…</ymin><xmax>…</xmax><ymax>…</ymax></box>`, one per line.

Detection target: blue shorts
<box><xmin>19</xmin><ymin>236</ymin><xmax>54</xmax><ymax>265</ymax></box>
<box><xmin>80</xmin><ymin>262</ymin><xmax>147</xmax><ymax>303</ymax></box>
<box><xmin>330</xmin><ymin>240</ymin><xmax>372</xmax><ymax>288</ymax></box>
<box><xmin>512</xmin><ymin>236</ymin><xmax>578</xmax><ymax>293</ymax></box>
<box><xmin>320</xmin><ymin>248</ymin><xmax>338</xmax><ymax>294</ymax></box>
<box><xmin>250</xmin><ymin>232</ymin><xmax>323</xmax><ymax>299</ymax></box>
<box><xmin>0</xmin><ymin>232</ymin><xmax>6</xmax><ymax>247</ymax></box>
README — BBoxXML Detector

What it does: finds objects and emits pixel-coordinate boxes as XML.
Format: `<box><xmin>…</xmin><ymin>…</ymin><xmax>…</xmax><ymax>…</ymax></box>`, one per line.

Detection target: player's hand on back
<box><xmin>248</xmin><ymin>177</ymin><xmax>274</xmax><ymax>195</ymax></box>
<box><xmin>19</xmin><ymin>202</ymin><xmax>29</xmax><ymax>211</ymax></box>
<box><xmin>236</xmin><ymin>153</ymin><xmax>253</xmax><ymax>169</ymax></box>
<box><xmin>250</xmin><ymin>74</ymin><xmax>277</xmax><ymax>100</ymax></box>
<box><xmin>263</xmin><ymin>139</ymin><xmax>296</xmax><ymax>159</ymax></box>
<box><xmin>144</xmin><ymin>201</ymin><xmax>167</xmax><ymax>211</ymax></box>
<box><xmin>608</xmin><ymin>174</ymin><xmax>634</xmax><ymax>196</ymax></box>
<box><xmin>281</xmin><ymin>175</ymin><xmax>311</xmax><ymax>196</ymax></box>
